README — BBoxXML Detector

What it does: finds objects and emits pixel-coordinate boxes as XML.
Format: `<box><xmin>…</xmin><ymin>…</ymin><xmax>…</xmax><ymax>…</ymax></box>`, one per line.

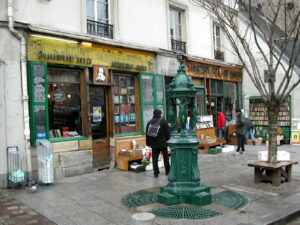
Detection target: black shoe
<box><xmin>166</xmin><ymin>171</ymin><xmax>169</xmax><ymax>176</ymax></box>
<box><xmin>154</xmin><ymin>174</ymin><xmax>159</xmax><ymax>178</ymax></box>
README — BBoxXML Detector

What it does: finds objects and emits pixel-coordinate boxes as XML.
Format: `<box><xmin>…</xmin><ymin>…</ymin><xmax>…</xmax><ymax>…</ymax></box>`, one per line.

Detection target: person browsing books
<box><xmin>146</xmin><ymin>109</ymin><xmax>170</xmax><ymax>178</ymax></box>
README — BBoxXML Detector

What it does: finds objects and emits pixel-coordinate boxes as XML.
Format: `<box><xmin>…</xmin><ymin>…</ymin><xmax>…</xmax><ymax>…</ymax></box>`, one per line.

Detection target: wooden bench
<box><xmin>195</xmin><ymin>127</ymin><xmax>226</xmax><ymax>153</ymax></box>
<box><xmin>248</xmin><ymin>161</ymin><xmax>298</xmax><ymax>186</ymax></box>
<box><xmin>115</xmin><ymin>136</ymin><xmax>145</xmax><ymax>171</ymax></box>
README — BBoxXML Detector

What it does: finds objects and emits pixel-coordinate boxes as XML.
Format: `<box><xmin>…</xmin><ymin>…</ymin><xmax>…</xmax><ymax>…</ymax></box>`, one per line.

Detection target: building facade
<box><xmin>0</xmin><ymin>0</ymin><xmax>245</xmax><ymax>187</ymax></box>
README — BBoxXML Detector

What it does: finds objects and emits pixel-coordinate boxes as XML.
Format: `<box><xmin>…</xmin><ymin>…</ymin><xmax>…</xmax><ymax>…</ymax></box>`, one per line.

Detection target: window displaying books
<box><xmin>249</xmin><ymin>96</ymin><xmax>291</xmax><ymax>142</ymax></box>
<box><xmin>113</xmin><ymin>75</ymin><xmax>137</xmax><ymax>134</ymax></box>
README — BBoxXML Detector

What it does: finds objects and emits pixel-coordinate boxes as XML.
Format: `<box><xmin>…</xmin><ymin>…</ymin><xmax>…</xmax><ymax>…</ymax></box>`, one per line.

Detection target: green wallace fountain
<box><xmin>158</xmin><ymin>55</ymin><xmax>212</xmax><ymax>206</ymax></box>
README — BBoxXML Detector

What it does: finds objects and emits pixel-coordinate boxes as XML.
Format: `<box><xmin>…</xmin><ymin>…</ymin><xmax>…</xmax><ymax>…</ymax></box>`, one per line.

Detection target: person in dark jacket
<box><xmin>235</xmin><ymin>109</ymin><xmax>246</xmax><ymax>154</ymax></box>
<box><xmin>146</xmin><ymin>109</ymin><xmax>170</xmax><ymax>177</ymax></box>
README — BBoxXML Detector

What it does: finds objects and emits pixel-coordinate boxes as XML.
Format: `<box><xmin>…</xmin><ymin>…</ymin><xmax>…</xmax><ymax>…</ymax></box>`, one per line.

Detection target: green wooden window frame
<box><xmin>140</xmin><ymin>73</ymin><xmax>166</xmax><ymax>135</ymax></box>
<box><xmin>28</xmin><ymin>62</ymin><xmax>88</xmax><ymax>145</ymax></box>
<box><xmin>28</xmin><ymin>62</ymin><xmax>50</xmax><ymax>145</ymax></box>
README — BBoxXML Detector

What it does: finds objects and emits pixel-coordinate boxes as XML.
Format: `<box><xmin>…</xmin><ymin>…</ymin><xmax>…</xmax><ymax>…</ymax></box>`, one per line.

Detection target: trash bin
<box><xmin>37</xmin><ymin>140</ymin><xmax>54</xmax><ymax>185</ymax></box>
<box><xmin>7</xmin><ymin>146</ymin><xmax>26</xmax><ymax>188</ymax></box>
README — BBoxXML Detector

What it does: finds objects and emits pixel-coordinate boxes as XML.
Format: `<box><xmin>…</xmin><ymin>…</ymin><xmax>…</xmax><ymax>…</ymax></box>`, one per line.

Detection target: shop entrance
<box><xmin>210</xmin><ymin>96</ymin><xmax>223</xmax><ymax>128</ymax></box>
<box><xmin>89</xmin><ymin>86</ymin><xmax>110</xmax><ymax>169</ymax></box>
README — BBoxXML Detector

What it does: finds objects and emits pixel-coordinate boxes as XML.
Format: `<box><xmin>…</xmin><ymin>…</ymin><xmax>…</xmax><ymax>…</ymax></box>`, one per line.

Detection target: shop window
<box><xmin>224</xmin><ymin>81</ymin><xmax>237</xmax><ymax>122</ymax></box>
<box><xmin>210</xmin><ymin>79</ymin><xmax>223</xmax><ymax>95</ymax></box>
<box><xmin>113</xmin><ymin>74</ymin><xmax>137</xmax><ymax>135</ymax></box>
<box><xmin>140</xmin><ymin>73</ymin><xmax>166</xmax><ymax>134</ymax></box>
<box><xmin>28</xmin><ymin>62</ymin><xmax>87</xmax><ymax>145</ymax></box>
<box><xmin>48</xmin><ymin>69</ymin><xmax>82</xmax><ymax>138</ymax></box>
<box><xmin>169</xmin><ymin>7</ymin><xmax>186</xmax><ymax>53</ymax></box>
<box><xmin>87</xmin><ymin>0</ymin><xmax>113</xmax><ymax>38</ymax></box>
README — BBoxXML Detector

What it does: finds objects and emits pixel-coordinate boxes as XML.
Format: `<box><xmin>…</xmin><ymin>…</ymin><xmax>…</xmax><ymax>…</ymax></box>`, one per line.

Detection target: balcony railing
<box><xmin>214</xmin><ymin>50</ymin><xmax>224</xmax><ymax>61</ymax></box>
<box><xmin>171</xmin><ymin>39</ymin><xmax>186</xmax><ymax>53</ymax></box>
<box><xmin>87</xmin><ymin>19</ymin><xmax>113</xmax><ymax>39</ymax></box>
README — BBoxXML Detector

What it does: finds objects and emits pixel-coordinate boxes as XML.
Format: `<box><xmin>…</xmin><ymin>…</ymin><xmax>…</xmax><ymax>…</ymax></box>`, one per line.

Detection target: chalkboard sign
<box><xmin>142</xmin><ymin>75</ymin><xmax>153</xmax><ymax>102</ymax></box>
<box><xmin>33</xmin><ymin>64</ymin><xmax>46</xmax><ymax>102</ymax></box>
<box><xmin>34</xmin><ymin>105</ymin><xmax>47</xmax><ymax>139</ymax></box>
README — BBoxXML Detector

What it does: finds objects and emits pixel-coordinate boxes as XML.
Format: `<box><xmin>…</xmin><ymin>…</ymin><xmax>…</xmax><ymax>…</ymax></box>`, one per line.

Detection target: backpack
<box><xmin>147</xmin><ymin>119</ymin><xmax>161</xmax><ymax>137</ymax></box>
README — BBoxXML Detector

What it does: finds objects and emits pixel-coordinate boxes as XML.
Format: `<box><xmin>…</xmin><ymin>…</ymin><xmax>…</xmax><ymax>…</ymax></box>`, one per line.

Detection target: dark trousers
<box><xmin>237</xmin><ymin>135</ymin><xmax>245</xmax><ymax>152</ymax></box>
<box><xmin>152</xmin><ymin>147</ymin><xmax>170</xmax><ymax>176</ymax></box>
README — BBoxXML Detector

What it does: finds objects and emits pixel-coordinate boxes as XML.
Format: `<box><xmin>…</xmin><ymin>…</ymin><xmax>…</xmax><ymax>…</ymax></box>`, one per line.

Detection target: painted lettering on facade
<box><xmin>186</xmin><ymin>60</ymin><xmax>242</xmax><ymax>82</ymax></box>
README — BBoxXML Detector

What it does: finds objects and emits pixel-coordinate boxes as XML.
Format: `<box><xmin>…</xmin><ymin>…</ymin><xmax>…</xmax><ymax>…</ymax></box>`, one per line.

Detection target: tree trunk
<box><xmin>267</xmin><ymin>102</ymin><xmax>279</xmax><ymax>163</ymax></box>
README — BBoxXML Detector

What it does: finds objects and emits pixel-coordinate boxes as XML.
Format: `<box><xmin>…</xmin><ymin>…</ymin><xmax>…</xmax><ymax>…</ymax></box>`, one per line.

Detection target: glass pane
<box><xmin>210</xmin><ymin>80</ymin><xmax>216</xmax><ymax>94</ymax></box>
<box><xmin>216</xmin><ymin>80</ymin><xmax>223</xmax><ymax>94</ymax></box>
<box><xmin>48</xmin><ymin>69</ymin><xmax>82</xmax><ymax>138</ymax></box>
<box><xmin>157</xmin><ymin>105</ymin><xmax>164</xmax><ymax>117</ymax></box>
<box><xmin>143</xmin><ymin>105</ymin><xmax>154</xmax><ymax>133</ymax></box>
<box><xmin>35</xmin><ymin>105</ymin><xmax>47</xmax><ymax>139</ymax></box>
<box><xmin>142</xmin><ymin>75</ymin><xmax>154</xmax><ymax>102</ymax></box>
<box><xmin>87</xmin><ymin>0</ymin><xmax>95</xmax><ymax>20</ymax></box>
<box><xmin>224</xmin><ymin>81</ymin><xmax>237</xmax><ymax>121</ymax></box>
<box><xmin>114</xmin><ymin>74</ymin><xmax>137</xmax><ymax>134</ymax></box>
<box><xmin>89</xmin><ymin>86</ymin><xmax>106</xmax><ymax>139</ymax></box>
<box><xmin>156</xmin><ymin>76</ymin><xmax>163</xmax><ymax>102</ymax></box>
<box><xmin>97</xmin><ymin>1</ymin><xmax>108</xmax><ymax>22</ymax></box>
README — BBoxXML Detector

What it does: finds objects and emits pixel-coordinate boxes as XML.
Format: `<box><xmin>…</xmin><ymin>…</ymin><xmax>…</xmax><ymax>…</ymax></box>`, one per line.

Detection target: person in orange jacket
<box><xmin>217</xmin><ymin>108</ymin><xmax>226</xmax><ymax>138</ymax></box>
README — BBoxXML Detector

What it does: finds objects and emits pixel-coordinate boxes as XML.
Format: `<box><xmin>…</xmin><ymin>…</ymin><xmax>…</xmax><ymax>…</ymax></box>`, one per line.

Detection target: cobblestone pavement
<box><xmin>0</xmin><ymin>144</ymin><xmax>299</xmax><ymax>225</ymax></box>
<box><xmin>0</xmin><ymin>193</ymin><xmax>56</xmax><ymax>225</ymax></box>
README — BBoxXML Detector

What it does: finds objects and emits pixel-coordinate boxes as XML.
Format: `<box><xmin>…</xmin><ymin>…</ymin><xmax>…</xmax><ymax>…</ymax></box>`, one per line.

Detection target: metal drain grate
<box><xmin>212</xmin><ymin>190</ymin><xmax>248</xmax><ymax>210</ymax></box>
<box><xmin>150</xmin><ymin>205</ymin><xmax>222</xmax><ymax>219</ymax></box>
<box><xmin>123</xmin><ymin>190</ymin><xmax>158</xmax><ymax>208</ymax></box>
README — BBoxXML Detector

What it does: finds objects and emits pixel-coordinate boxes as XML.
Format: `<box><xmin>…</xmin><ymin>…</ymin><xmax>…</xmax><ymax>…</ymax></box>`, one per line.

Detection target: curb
<box><xmin>256</xmin><ymin>204</ymin><xmax>300</xmax><ymax>225</ymax></box>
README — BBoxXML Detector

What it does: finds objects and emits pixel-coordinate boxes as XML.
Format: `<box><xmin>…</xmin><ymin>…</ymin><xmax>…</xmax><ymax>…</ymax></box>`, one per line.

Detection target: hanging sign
<box><xmin>52</xmin><ymin>89</ymin><xmax>66</xmax><ymax>101</ymax></box>
<box><xmin>93</xmin><ymin>65</ymin><xmax>109</xmax><ymax>85</ymax></box>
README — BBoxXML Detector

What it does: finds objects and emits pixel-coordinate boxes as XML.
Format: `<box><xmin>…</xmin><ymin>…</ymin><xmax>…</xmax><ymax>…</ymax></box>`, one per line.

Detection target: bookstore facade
<box><xmin>27</xmin><ymin>34</ymin><xmax>162</xmax><ymax>176</ymax></box>
<box><xmin>158</xmin><ymin>55</ymin><xmax>243</xmax><ymax>129</ymax></box>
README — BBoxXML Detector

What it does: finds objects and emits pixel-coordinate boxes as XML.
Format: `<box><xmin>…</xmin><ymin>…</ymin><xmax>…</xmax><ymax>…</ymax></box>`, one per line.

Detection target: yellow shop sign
<box><xmin>28</xmin><ymin>35</ymin><xmax>154</xmax><ymax>72</ymax></box>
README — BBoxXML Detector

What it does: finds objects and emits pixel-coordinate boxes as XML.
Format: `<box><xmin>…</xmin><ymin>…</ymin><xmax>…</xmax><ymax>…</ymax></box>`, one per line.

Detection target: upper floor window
<box><xmin>213</xmin><ymin>23</ymin><xmax>224</xmax><ymax>61</ymax></box>
<box><xmin>170</xmin><ymin>7</ymin><xmax>186</xmax><ymax>53</ymax></box>
<box><xmin>87</xmin><ymin>0</ymin><xmax>113</xmax><ymax>39</ymax></box>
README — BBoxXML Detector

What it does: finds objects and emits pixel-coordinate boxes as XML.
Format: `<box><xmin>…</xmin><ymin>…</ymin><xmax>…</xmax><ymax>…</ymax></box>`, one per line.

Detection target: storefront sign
<box><xmin>52</xmin><ymin>89</ymin><xmax>65</xmax><ymax>101</ymax></box>
<box><xmin>186</xmin><ymin>60</ymin><xmax>243</xmax><ymax>82</ymax></box>
<box><xmin>38</xmin><ymin>50</ymin><xmax>92</xmax><ymax>65</ymax></box>
<box><xmin>28</xmin><ymin>35</ymin><xmax>154</xmax><ymax>72</ymax></box>
<box><xmin>93</xmin><ymin>65</ymin><xmax>109</xmax><ymax>85</ymax></box>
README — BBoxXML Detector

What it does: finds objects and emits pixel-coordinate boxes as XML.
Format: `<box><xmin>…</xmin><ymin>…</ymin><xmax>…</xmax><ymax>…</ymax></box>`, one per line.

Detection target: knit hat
<box><xmin>153</xmin><ymin>109</ymin><xmax>162</xmax><ymax>118</ymax></box>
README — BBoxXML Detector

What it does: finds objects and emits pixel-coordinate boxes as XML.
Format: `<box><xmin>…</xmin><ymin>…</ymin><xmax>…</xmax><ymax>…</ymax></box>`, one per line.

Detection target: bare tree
<box><xmin>193</xmin><ymin>0</ymin><xmax>300</xmax><ymax>163</ymax></box>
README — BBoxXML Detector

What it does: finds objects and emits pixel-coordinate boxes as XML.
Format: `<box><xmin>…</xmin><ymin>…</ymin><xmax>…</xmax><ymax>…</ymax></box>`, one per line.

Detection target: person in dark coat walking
<box><xmin>235</xmin><ymin>109</ymin><xmax>246</xmax><ymax>154</ymax></box>
<box><xmin>146</xmin><ymin>109</ymin><xmax>170</xmax><ymax>177</ymax></box>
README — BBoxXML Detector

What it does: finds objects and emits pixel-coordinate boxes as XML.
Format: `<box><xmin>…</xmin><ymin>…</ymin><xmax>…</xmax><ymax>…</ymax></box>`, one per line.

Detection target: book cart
<box><xmin>249</xmin><ymin>96</ymin><xmax>291</xmax><ymax>143</ymax></box>
<box><xmin>195</xmin><ymin>115</ymin><xmax>226</xmax><ymax>153</ymax></box>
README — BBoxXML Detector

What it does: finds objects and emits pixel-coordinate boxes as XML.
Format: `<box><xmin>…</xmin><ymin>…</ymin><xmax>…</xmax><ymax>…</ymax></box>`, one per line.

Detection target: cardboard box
<box><xmin>255</xmin><ymin>138</ymin><xmax>263</xmax><ymax>146</ymax></box>
<box><xmin>258</xmin><ymin>151</ymin><xmax>290</xmax><ymax>161</ymax></box>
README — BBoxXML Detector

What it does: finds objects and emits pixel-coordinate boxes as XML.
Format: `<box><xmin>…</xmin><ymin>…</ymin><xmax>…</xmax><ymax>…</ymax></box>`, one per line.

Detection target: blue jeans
<box><xmin>245</xmin><ymin>128</ymin><xmax>255</xmax><ymax>143</ymax></box>
<box><xmin>218</xmin><ymin>129</ymin><xmax>223</xmax><ymax>138</ymax></box>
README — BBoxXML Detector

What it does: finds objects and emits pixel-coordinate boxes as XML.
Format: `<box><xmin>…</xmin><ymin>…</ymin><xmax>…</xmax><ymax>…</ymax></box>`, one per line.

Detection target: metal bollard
<box><xmin>131</xmin><ymin>213</ymin><xmax>156</xmax><ymax>225</ymax></box>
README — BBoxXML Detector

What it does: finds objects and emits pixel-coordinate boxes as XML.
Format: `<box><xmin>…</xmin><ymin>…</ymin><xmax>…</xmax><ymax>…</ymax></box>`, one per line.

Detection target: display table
<box><xmin>115</xmin><ymin>136</ymin><xmax>145</xmax><ymax>171</ymax></box>
<box><xmin>248</xmin><ymin>161</ymin><xmax>298</xmax><ymax>186</ymax></box>
<box><xmin>196</xmin><ymin>127</ymin><xmax>226</xmax><ymax>153</ymax></box>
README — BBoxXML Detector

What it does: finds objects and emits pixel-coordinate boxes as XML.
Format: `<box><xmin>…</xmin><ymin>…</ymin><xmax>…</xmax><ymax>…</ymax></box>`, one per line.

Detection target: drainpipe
<box><xmin>7</xmin><ymin>0</ymin><xmax>32</xmax><ymax>185</ymax></box>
